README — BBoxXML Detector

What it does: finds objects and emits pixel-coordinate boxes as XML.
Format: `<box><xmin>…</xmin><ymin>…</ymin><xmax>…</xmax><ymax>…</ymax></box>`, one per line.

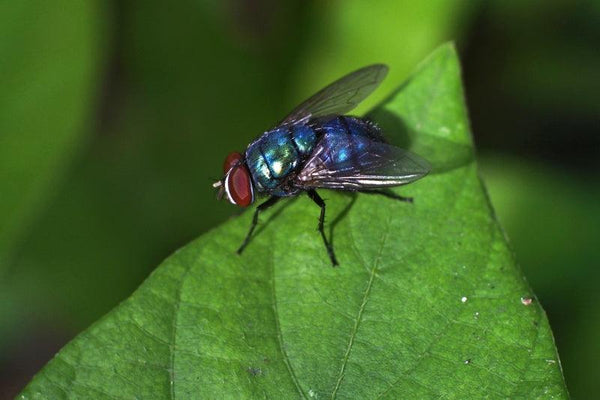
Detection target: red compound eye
<box><xmin>223</xmin><ymin>152</ymin><xmax>243</xmax><ymax>173</ymax></box>
<box><xmin>223</xmin><ymin>153</ymin><xmax>254</xmax><ymax>207</ymax></box>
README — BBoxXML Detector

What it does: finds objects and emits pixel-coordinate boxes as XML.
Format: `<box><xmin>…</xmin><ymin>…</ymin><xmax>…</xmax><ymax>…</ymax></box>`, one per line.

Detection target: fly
<box><xmin>213</xmin><ymin>64</ymin><xmax>430</xmax><ymax>266</ymax></box>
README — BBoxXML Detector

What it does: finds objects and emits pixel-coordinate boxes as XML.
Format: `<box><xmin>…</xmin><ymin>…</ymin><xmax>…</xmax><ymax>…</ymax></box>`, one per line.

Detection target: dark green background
<box><xmin>1</xmin><ymin>1</ymin><xmax>598</xmax><ymax>398</ymax></box>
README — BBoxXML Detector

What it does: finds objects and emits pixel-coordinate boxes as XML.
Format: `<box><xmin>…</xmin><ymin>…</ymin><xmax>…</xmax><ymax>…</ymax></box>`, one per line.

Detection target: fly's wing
<box><xmin>280</xmin><ymin>64</ymin><xmax>388</xmax><ymax>125</ymax></box>
<box><xmin>296</xmin><ymin>133</ymin><xmax>431</xmax><ymax>190</ymax></box>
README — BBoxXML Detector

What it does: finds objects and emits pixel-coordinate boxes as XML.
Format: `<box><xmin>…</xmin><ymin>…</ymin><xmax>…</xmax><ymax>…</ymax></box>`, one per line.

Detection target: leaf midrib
<box><xmin>330</xmin><ymin>204</ymin><xmax>392</xmax><ymax>399</ymax></box>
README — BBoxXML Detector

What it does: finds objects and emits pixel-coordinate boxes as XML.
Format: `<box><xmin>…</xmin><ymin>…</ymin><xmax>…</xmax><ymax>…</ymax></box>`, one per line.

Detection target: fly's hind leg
<box><xmin>307</xmin><ymin>190</ymin><xmax>338</xmax><ymax>266</ymax></box>
<box><xmin>359</xmin><ymin>189</ymin><xmax>413</xmax><ymax>203</ymax></box>
<box><xmin>237</xmin><ymin>196</ymin><xmax>280</xmax><ymax>255</ymax></box>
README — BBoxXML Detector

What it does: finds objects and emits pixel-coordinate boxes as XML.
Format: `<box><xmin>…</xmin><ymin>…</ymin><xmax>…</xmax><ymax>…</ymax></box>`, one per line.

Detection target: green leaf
<box><xmin>480</xmin><ymin>155</ymin><xmax>600</xmax><ymax>398</ymax></box>
<box><xmin>19</xmin><ymin>44</ymin><xmax>568</xmax><ymax>399</ymax></box>
<box><xmin>0</xmin><ymin>1</ymin><xmax>107</xmax><ymax>271</ymax></box>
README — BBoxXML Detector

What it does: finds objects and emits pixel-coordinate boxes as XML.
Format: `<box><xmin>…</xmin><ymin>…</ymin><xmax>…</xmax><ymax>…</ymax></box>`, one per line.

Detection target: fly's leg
<box><xmin>307</xmin><ymin>190</ymin><xmax>338</xmax><ymax>266</ymax></box>
<box><xmin>360</xmin><ymin>189</ymin><xmax>413</xmax><ymax>203</ymax></box>
<box><xmin>237</xmin><ymin>196</ymin><xmax>280</xmax><ymax>255</ymax></box>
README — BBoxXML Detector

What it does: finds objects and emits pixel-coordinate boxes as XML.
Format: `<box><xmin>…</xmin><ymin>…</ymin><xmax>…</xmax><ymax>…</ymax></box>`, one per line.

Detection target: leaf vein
<box><xmin>272</xmin><ymin>247</ymin><xmax>308</xmax><ymax>399</ymax></box>
<box><xmin>331</xmin><ymin>212</ymin><xmax>391</xmax><ymax>399</ymax></box>
<box><xmin>169</xmin><ymin>261</ymin><xmax>194</xmax><ymax>400</ymax></box>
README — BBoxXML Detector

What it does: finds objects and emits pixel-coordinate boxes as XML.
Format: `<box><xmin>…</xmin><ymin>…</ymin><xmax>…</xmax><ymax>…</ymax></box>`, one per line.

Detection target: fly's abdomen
<box><xmin>245</xmin><ymin>125</ymin><xmax>317</xmax><ymax>193</ymax></box>
<box><xmin>306</xmin><ymin>116</ymin><xmax>383</xmax><ymax>173</ymax></box>
<box><xmin>317</xmin><ymin>131</ymin><xmax>368</xmax><ymax>171</ymax></box>
<box><xmin>321</xmin><ymin>116</ymin><xmax>383</xmax><ymax>140</ymax></box>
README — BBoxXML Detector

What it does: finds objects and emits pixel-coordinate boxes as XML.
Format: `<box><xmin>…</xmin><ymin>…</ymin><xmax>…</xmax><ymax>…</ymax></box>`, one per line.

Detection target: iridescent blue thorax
<box><xmin>245</xmin><ymin>116</ymin><xmax>380</xmax><ymax>196</ymax></box>
<box><xmin>245</xmin><ymin>124</ymin><xmax>316</xmax><ymax>196</ymax></box>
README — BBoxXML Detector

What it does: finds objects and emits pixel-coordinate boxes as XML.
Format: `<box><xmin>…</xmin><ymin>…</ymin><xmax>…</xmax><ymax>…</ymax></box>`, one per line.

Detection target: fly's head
<box><xmin>213</xmin><ymin>152</ymin><xmax>255</xmax><ymax>207</ymax></box>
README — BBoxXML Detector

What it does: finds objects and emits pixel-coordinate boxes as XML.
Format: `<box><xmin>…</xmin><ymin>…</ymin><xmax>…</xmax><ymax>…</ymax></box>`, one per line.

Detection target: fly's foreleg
<box><xmin>237</xmin><ymin>196</ymin><xmax>280</xmax><ymax>255</ymax></box>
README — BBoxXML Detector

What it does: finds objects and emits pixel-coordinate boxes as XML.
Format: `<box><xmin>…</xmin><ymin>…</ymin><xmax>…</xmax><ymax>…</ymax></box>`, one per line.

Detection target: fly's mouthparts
<box><xmin>213</xmin><ymin>180</ymin><xmax>225</xmax><ymax>200</ymax></box>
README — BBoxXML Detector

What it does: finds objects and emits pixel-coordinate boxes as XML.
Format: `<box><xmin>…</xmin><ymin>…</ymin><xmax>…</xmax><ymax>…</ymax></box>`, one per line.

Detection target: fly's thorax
<box><xmin>290</xmin><ymin>124</ymin><xmax>317</xmax><ymax>155</ymax></box>
<box><xmin>245</xmin><ymin>124</ymin><xmax>317</xmax><ymax>193</ymax></box>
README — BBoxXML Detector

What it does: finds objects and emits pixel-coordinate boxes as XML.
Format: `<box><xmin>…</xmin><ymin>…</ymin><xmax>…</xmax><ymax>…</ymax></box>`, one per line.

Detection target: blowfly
<box><xmin>213</xmin><ymin>65</ymin><xmax>430</xmax><ymax>266</ymax></box>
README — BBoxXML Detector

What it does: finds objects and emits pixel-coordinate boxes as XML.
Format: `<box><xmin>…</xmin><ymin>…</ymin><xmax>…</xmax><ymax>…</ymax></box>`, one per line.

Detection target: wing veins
<box><xmin>280</xmin><ymin>64</ymin><xmax>388</xmax><ymax>125</ymax></box>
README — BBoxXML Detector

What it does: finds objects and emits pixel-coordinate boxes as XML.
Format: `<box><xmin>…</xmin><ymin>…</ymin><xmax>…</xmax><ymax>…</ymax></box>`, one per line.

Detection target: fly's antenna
<box><xmin>211</xmin><ymin>178</ymin><xmax>225</xmax><ymax>200</ymax></box>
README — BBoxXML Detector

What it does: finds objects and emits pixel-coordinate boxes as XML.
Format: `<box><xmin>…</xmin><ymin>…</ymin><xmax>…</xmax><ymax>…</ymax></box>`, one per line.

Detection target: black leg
<box><xmin>237</xmin><ymin>196</ymin><xmax>280</xmax><ymax>255</ymax></box>
<box><xmin>359</xmin><ymin>189</ymin><xmax>413</xmax><ymax>203</ymax></box>
<box><xmin>307</xmin><ymin>190</ymin><xmax>338</xmax><ymax>266</ymax></box>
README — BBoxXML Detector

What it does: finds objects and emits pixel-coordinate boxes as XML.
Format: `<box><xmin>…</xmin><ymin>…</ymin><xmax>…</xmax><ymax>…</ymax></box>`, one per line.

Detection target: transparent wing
<box><xmin>296</xmin><ymin>133</ymin><xmax>431</xmax><ymax>190</ymax></box>
<box><xmin>280</xmin><ymin>64</ymin><xmax>388</xmax><ymax>125</ymax></box>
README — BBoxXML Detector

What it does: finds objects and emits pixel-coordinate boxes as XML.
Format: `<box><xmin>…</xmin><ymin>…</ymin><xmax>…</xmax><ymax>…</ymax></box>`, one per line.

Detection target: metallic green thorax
<box><xmin>245</xmin><ymin>125</ymin><xmax>316</xmax><ymax>195</ymax></box>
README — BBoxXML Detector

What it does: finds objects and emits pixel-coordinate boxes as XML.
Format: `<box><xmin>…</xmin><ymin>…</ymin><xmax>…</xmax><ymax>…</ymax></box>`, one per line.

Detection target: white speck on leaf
<box><xmin>521</xmin><ymin>297</ymin><xmax>533</xmax><ymax>306</ymax></box>
<box><xmin>461</xmin><ymin>296</ymin><xmax>468</xmax><ymax>303</ymax></box>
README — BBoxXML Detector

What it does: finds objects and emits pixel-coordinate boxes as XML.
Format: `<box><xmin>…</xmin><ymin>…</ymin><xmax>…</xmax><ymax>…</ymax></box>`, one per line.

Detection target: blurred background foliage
<box><xmin>0</xmin><ymin>0</ymin><xmax>597</xmax><ymax>398</ymax></box>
